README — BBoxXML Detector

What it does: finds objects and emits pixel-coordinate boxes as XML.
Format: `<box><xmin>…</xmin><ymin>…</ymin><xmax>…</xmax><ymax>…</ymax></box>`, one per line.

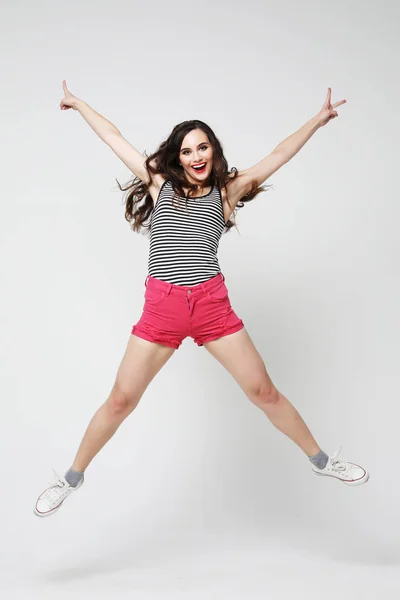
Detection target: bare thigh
<box><xmin>204</xmin><ymin>328</ymin><xmax>275</xmax><ymax>398</ymax></box>
<box><xmin>109</xmin><ymin>334</ymin><xmax>175</xmax><ymax>410</ymax></box>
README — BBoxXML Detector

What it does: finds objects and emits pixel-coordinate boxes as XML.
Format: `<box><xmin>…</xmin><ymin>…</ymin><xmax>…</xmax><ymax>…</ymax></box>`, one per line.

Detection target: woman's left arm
<box><xmin>234</xmin><ymin>88</ymin><xmax>346</xmax><ymax>195</ymax></box>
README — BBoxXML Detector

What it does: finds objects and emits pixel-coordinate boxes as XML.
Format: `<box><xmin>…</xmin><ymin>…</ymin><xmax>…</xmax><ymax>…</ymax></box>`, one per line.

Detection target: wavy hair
<box><xmin>116</xmin><ymin>119</ymin><xmax>271</xmax><ymax>234</ymax></box>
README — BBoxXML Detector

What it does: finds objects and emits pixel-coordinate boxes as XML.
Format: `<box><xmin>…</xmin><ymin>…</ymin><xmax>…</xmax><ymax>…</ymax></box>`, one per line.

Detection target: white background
<box><xmin>1</xmin><ymin>0</ymin><xmax>399</xmax><ymax>598</ymax></box>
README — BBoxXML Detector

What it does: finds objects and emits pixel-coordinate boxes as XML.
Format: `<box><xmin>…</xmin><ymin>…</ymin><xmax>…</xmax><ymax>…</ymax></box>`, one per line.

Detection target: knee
<box><xmin>107</xmin><ymin>384</ymin><xmax>139</xmax><ymax>416</ymax></box>
<box><xmin>248</xmin><ymin>381</ymin><xmax>280</xmax><ymax>407</ymax></box>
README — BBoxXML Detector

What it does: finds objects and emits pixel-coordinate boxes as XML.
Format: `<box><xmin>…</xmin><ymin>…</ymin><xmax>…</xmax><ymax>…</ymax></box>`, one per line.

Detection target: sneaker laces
<box><xmin>41</xmin><ymin>470</ymin><xmax>71</xmax><ymax>507</ymax></box>
<box><xmin>330</xmin><ymin>446</ymin><xmax>349</xmax><ymax>472</ymax></box>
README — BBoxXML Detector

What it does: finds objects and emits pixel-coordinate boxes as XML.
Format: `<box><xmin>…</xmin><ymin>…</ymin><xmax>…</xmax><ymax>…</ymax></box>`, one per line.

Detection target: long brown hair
<box><xmin>117</xmin><ymin>120</ymin><xmax>271</xmax><ymax>234</ymax></box>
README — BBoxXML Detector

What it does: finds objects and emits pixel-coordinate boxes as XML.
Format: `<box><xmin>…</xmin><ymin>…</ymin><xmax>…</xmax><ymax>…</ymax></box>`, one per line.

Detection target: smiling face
<box><xmin>179</xmin><ymin>128</ymin><xmax>214</xmax><ymax>186</ymax></box>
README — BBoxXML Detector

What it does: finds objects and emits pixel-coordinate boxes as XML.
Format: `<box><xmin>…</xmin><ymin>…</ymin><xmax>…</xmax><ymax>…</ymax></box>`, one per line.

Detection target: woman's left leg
<box><xmin>203</xmin><ymin>327</ymin><xmax>321</xmax><ymax>457</ymax></box>
<box><xmin>203</xmin><ymin>327</ymin><xmax>370</xmax><ymax>486</ymax></box>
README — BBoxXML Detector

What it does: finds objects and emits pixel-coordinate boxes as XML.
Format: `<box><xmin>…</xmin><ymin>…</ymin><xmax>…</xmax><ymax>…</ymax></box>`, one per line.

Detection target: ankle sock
<box><xmin>309</xmin><ymin>450</ymin><xmax>329</xmax><ymax>470</ymax></box>
<box><xmin>65</xmin><ymin>468</ymin><xmax>84</xmax><ymax>487</ymax></box>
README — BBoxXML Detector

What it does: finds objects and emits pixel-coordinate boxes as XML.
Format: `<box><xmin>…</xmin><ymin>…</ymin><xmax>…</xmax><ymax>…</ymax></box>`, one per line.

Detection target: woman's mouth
<box><xmin>192</xmin><ymin>163</ymin><xmax>207</xmax><ymax>174</ymax></box>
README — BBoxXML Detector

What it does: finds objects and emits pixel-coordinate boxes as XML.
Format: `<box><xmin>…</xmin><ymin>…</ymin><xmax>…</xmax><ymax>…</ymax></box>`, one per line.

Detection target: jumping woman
<box><xmin>34</xmin><ymin>82</ymin><xmax>369</xmax><ymax>518</ymax></box>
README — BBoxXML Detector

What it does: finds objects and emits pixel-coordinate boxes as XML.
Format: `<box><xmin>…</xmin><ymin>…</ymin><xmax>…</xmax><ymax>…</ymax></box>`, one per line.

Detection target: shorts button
<box><xmin>187</xmin><ymin>290</ymin><xmax>192</xmax><ymax>294</ymax></box>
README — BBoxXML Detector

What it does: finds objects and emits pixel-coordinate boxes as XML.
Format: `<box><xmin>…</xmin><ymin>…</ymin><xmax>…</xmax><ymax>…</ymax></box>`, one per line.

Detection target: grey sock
<box><xmin>309</xmin><ymin>450</ymin><xmax>329</xmax><ymax>470</ymax></box>
<box><xmin>65</xmin><ymin>468</ymin><xmax>84</xmax><ymax>487</ymax></box>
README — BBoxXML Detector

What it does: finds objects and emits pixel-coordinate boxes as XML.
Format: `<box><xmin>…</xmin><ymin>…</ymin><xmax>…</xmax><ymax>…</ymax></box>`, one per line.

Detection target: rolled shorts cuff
<box><xmin>131</xmin><ymin>325</ymin><xmax>181</xmax><ymax>350</ymax></box>
<box><xmin>194</xmin><ymin>318</ymin><xmax>245</xmax><ymax>347</ymax></box>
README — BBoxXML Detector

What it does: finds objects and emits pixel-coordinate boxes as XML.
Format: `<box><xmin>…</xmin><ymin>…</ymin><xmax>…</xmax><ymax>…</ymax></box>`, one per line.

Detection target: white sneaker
<box><xmin>312</xmin><ymin>447</ymin><xmax>369</xmax><ymax>486</ymax></box>
<box><xmin>34</xmin><ymin>470</ymin><xmax>84</xmax><ymax>517</ymax></box>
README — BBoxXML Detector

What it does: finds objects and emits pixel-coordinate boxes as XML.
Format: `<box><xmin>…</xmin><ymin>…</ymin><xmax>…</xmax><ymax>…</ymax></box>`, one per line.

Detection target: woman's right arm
<box><xmin>61</xmin><ymin>81</ymin><xmax>151</xmax><ymax>184</ymax></box>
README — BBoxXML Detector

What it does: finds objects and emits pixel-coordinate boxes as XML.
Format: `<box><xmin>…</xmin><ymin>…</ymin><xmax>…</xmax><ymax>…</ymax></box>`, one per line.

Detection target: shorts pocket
<box><xmin>207</xmin><ymin>282</ymin><xmax>229</xmax><ymax>302</ymax></box>
<box><xmin>144</xmin><ymin>286</ymin><xmax>167</xmax><ymax>305</ymax></box>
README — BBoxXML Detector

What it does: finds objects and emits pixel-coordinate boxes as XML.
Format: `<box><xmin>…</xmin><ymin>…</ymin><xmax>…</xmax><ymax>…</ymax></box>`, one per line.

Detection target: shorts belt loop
<box><xmin>221</xmin><ymin>273</ymin><xmax>225</xmax><ymax>282</ymax></box>
<box><xmin>145</xmin><ymin>275</ymin><xmax>150</xmax><ymax>287</ymax></box>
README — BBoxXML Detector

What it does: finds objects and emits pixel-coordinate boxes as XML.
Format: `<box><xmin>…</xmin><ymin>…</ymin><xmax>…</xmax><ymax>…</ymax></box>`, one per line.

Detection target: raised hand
<box><xmin>60</xmin><ymin>80</ymin><xmax>80</xmax><ymax>111</ymax></box>
<box><xmin>316</xmin><ymin>88</ymin><xmax>346</xmax><ymax>127</ymax></box>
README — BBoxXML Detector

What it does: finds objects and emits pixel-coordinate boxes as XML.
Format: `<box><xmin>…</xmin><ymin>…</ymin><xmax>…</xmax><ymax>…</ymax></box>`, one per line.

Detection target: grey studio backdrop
<box><xmin>1</xmin><ymin>0</ymin><xmax>399</xmax><ymax>598</ymax></box>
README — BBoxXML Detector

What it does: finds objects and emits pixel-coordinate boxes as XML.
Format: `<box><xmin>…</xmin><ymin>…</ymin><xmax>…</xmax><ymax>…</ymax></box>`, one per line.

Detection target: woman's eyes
<box><xmin>182</xmin><ymin>146</ymin><xmax>208</xmax><ymax>155</ymax></box>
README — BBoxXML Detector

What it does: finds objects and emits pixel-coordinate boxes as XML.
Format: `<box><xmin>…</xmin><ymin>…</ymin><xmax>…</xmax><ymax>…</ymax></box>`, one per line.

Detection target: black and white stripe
<box><xmin>148</xmin><ymin>180</ymin><xmax>226</xmax><ymax>286</ymax></box>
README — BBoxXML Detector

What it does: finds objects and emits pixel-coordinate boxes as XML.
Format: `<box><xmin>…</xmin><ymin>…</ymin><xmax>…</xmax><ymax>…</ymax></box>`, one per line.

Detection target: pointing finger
<box><xmin>324</xmin><ymin>87</ymin><xmax>331</xmax><ymax>106</ymax></box>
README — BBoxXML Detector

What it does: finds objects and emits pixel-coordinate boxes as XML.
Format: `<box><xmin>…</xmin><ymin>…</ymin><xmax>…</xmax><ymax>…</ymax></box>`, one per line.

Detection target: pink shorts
<box><xmin>131</xmin><ymin>272</ymin><xmax>244</xmax><ymax>349</ymax></box>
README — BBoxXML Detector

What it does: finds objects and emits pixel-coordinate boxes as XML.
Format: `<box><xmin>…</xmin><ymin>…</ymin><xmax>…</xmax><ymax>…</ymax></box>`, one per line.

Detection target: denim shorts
<box><xmin>131</xmin><ymin>272</ymin><xmax>244</xmax><ymax>349</ymax></box>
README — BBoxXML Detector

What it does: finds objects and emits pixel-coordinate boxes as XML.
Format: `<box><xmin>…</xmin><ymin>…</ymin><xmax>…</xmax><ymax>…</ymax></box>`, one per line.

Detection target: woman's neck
<box><xmin>183</xmin><ymin>179</ymin><xmax>213</xmax><ymax>197</ymax></box>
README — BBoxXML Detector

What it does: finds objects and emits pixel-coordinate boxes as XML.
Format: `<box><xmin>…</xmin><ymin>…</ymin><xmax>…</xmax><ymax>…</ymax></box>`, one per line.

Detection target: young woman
<box><xmin>34</xmin><ymin>82</ymin><xmax>369</xmax><ymax>518</ymax></box>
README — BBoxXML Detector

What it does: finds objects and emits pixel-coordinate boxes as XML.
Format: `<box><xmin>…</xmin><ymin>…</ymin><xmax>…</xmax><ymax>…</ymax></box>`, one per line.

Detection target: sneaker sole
<box><xmin>33</xmin><ymin>502</ymin><xmax>64</xmax><ymax>518</ymax></box>
<box><xmin>313</xmin><ymin>470</ymin><xmax>370</xmax><ymax>486</ymax></box>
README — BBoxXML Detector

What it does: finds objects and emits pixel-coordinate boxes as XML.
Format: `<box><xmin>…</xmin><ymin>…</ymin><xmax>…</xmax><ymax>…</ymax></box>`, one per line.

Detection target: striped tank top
<box><xmin>148</xmin><ymin>179</ymin><xmax>226</xmax><ymax>286</ymax></box>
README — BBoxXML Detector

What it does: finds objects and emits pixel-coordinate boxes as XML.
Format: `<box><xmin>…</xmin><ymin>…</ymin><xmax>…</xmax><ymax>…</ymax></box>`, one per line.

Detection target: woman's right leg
<box><xmin>70</xmin><ymin>333</ymin><xmax>176</xmax><ymax>472</ymax></box>
<box><xmin>34</xmin><ymin>334</ymin><xmax>176</xmax><ymax>517</ymax></box>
